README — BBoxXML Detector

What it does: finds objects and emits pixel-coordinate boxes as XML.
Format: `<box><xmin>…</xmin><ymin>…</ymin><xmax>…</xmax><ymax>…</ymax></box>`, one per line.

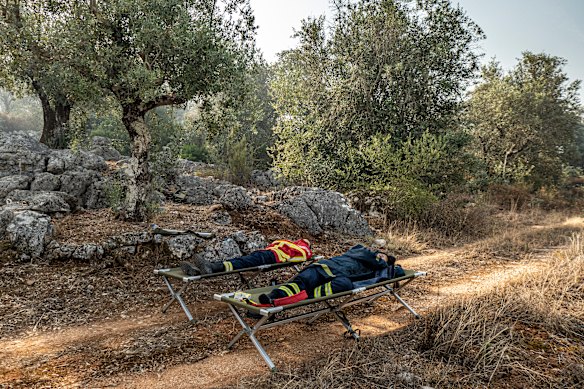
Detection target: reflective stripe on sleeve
<box><xmin>288</xmin><ymin>283</ymin><xmax>301</xmax><ymax>294</ymax></box>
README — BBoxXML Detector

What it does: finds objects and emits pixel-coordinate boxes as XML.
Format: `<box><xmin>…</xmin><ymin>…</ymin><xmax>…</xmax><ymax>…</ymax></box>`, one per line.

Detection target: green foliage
<box><xmin>32</xmin><ymin>0</ymin><xmax>257</xmax><ymax>220</ymax></box>
<box><xmin>270</xmin><ymin>0</ymin><xmax>484</xmax><ymax>212</ymax></box>
<box><xmin>467</xmin><ymin>53</ymin><xmax>583</xmax><ymax>189</ymax></box>
<box><xmin>224</xmin><ymin>135</ymin><xmax>255</xmax><ymax>185</ymax></box>
<box><xmin>189</xmin><ymin>60</ymin><xmax>276</xmax><ymax>170</ymax></box>
<box><xmin>104</xmin><ymin>178</ymin><xmax>126</xmax><ymax>215</ymax></box>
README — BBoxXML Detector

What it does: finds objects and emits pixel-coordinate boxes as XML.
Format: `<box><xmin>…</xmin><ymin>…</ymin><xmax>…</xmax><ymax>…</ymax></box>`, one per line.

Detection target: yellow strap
<box><xmin>273</xmin><ymin>248</ymin><xmax>291</xmax><ymax>262</ymax></box>
<box><xmin>223</xmin><ymin>261</ymin><xmax>233</xmax><ymax>272</ymax></box>
<box><xmin>278</xmin><ymin>285</ymin><xmax>294</xmax><ymax>297</ymax></box>
<box><xmin>317</xmin><ymin>263</ymin><xmax>335</xmax><ymax>277</ymax></box>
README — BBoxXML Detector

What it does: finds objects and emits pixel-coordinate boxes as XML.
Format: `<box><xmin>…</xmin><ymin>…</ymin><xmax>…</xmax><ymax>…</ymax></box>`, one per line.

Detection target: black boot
<box><xmin>258</xmin><ymin>293</ymin><xmax>274</xmax><ymax>305</ymax></box>
<box><xmin>192</xmin><ymin>253</ymin><xmax>214</xmax><ymax>275</ymax></box>
<box><xmin>210</xmin><ymin>262</ymin><xmax>225</xmax><ymax>273</ymax></box>
<box><xmin>181</xmin><ymin>262</ymin><xmax>201</xmax><ymax>276</ymax></box>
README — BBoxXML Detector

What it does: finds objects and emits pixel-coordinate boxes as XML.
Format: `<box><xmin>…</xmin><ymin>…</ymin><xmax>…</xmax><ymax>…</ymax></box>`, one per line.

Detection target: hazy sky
<box><xmin>249</xmin><ymin>0</ymin><xmax>584</xmax><ymax>101</ymax></box>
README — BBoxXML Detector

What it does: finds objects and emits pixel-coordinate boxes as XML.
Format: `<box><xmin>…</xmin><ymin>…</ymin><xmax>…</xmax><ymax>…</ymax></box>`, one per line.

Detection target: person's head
<box><xmin>375</xmin><ymin>251</ymin><xmax>396</xmax><ymax>265</ymax></box>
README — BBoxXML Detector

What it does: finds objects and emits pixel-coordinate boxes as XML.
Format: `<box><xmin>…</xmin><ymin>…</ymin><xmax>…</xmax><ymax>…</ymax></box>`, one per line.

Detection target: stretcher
<box><xmin>214</xmin><ymin>269</ymin><xmax>426</xmax><ymax>370</ymax></box>
<box><xmin>155</xmin><ymin>257</ymin><xmax>322</xmax><ymax>321</ymax></box>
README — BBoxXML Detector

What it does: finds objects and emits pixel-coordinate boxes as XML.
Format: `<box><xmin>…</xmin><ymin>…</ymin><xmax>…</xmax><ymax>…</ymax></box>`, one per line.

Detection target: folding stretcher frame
<box><xmin>214</xmin><ymin>269</ymin><xmax>427</xmax><ymax>371</ymax></box>
<box><xmin>154</xmin><ymin>258</ymin><xmax>322</xmax><ymax>321</ymax></box>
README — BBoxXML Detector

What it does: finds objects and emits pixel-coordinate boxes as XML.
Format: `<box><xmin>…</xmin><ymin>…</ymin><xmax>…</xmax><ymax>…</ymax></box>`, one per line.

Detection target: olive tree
<box><xmin>54</xmin><ymin>0</ymin><xmax>255</xmax><ymax>220</ymax></box>
<box><xmin>467</xmin><ymin>53</ymin><xmax>582</xmax><ymax>187</ymax></box>
<box><xmin>270</xmin><ymin>0</ymin><xmax>483</xmax><ymax>193</ymax></box>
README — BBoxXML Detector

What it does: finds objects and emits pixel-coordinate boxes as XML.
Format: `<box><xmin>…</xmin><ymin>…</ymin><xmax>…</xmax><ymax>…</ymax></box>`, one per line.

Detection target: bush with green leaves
<box><xmin>270</xmin><ymin>0</ymin><xmax>484</xmax><ymax>217</ymax></box>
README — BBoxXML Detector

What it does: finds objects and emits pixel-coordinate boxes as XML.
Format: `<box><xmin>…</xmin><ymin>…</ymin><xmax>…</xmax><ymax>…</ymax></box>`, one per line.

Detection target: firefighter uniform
<box><xmin>221</xmin><ymin>239</ymin><xmax>312</xmax><ymax>272</ymax></box>
<box><xmin>259</xmin><ymin>245</ymin><xmax>392</xmax><ymax>305</ymax></box>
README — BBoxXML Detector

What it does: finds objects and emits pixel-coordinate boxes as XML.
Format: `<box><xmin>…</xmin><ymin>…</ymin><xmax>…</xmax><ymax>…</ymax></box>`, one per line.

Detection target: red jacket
<box><xmin>266</xmin><ymin>239</ymin><xmax>312</xmax><ymax>262</ymax></box>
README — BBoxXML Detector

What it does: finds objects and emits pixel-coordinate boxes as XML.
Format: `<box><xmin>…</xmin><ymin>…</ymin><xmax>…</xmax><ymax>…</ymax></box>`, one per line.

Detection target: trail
<box><xmin>1</xmin><ymin>216</ymin><xmax>582</xmax><ymax>388</ymax></box>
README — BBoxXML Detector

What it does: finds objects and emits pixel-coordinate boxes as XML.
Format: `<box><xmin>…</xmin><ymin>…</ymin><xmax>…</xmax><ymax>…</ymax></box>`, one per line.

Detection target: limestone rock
<box><xmin>218</xmin><ymin>186</ymin><xmax>253</xmax><ymax>211</ymax></box>
<box><xmin>166</xmin><ymin>235</ymin><xmax>204</xmax><ymax>260</ymax></box>
<box><xmin>173</xmin><ymin>175</ymin><xmax>215</xmax><ymax>205</ymax></box>
<box><xmin>31</xmin><ymin>172</ymin><xmax>61</xmax><ymax>192</ymax></box>
<box><xmin>277</xmin><ymin>196</ymin><xmax>323</xmax><ymax>235</ymax></box>
<box><xmin>83</xmin><ymin>179</ymin><xmax>109</xmax><ymax>209</ymax></box>
<box><xmin>90</xmin><ymin>136</ymin><xmax>122</xmax><ymax>161</ymax></box>
<box><xmin>274</xmin><ymin>187</ymin><xmax>371</xmax><ymax>236</ymax></box>
<box><xmin>0</xmin><ymin>207</ymin><xmax>15</xmax><ymax>237</ymax></box>
<box><xmin>250</xmin><ymin>169</ymin><xmax>280</xmax><ymax>190</ymax></box>
<box><xmin>0</xmin><ymin>175</ymin><xmax>32</xmax><ymax>201</ymax></box>
<box><xmin>0</xmin><ymin>133</ymin><xmax>49</xmax><ymax>178</ymax></box>
<box><xmin>111</xmin><ymin>232</ymin><xmax>153</xmax><ymax>246</ymax></box>
<box><xmin>215</xmin><ymin>238</ymin><xmax>242</xmax><ymax>260</ymax></box>
<box><xmin>59</xmin><ymin>170</ymin><xmax>100</xmax><ymax>199</ymax></box>
<box><xmin>6</xmin><ymin>210</ymin><xmax>53</xmax><ymax>257</ymax></box>
<box><xmin>231</xmin><ymin>230</ymin><xmax>268</xmax><ymax>255</ymax></box>
<box><xmin>72</xmin><ymin>244</ymin><xmax>104</xmax><ymax>261</ymax></box>
<box><xmin>45</xmin><ymin>241</ymin><xmax>77</xmax><ymax>260</ymax></box>
<box><xmin>5</xmin><ymin>190</ymin><xmax>78</xmax><ymax>214</ymax></box>
<box><xmin>47</xmin><ymin>149</ymin><xmax>107</xmax><ymax>174</ymax></box>
<box><xmin>211</xmin><ymin>211</ymin><xmax>232</xmax><ymax>225</ymax></box>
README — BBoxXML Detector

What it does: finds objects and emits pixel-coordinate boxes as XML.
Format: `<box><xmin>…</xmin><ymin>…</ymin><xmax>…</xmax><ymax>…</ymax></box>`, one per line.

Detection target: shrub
<box><xmin>419</xmin><ymin>193</ymin><xmax>496</xmax><ymax>240</ymax></box>
<box><xmin>486</xmin><ymin>183</ymin><xmax>532</xmax><ymax>212</ymax></box>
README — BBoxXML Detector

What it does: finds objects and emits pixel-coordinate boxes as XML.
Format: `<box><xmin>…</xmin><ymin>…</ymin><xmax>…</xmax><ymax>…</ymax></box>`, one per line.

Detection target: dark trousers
<box><xmin>267</xmin><ymin>267</ymin><xmax>354</xmax><ymax>299</ymax></box>
<box><xmin>227</xmin><ymin>250</ymin><xmax>277</xmax><ymax>270</ymax></box>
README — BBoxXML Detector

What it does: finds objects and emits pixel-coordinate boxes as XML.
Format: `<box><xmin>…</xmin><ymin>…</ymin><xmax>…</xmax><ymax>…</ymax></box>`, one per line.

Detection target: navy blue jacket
<box><xmin>310</xmin><ymin>244</ymin><xmax>387</xmax><ymax>281</ymax></box>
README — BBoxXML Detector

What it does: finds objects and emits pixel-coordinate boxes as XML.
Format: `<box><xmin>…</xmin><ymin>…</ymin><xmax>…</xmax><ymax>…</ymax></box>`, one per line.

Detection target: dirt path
<box><xmin>1</xmin><ymin>215</ymin><xmax>582</xmax><ymax>388</ymax></box>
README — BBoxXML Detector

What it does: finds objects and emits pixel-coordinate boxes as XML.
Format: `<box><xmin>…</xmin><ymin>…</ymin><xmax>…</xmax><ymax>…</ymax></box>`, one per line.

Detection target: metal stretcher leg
<box><xmin>226</xmin><ymin>305</ymin><xmax>276</xmax><ymax>371</ymax></box>
<box><xmin>333</xmin><ymin>309</ymin><xmax>360</xmax><ymax>340</ymax></box>
<box><xmin>161</xmin><ymin>276</ymin><xmax>194</xmax><ymax>322</ymax></box>
<box><xmin>391</xmin><ymin>291</ymin><xmax>420</xmax><ymax>319</ymax></box>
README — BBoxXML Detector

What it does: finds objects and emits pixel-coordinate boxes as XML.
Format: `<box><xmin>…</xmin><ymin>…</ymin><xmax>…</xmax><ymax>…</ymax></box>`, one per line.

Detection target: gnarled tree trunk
<box><xmin>33</xmin><ymin>81</ymin><xmax>71</xmax><ymax>149</ymax></box>
<box><xmin>121</xmin><ymin>106</ymin><xmax>152</xmax><ymax>221</ymax></box>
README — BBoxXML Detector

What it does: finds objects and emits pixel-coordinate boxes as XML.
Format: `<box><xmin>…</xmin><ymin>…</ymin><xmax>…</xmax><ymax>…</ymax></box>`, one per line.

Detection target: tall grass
<box><xmin>239</xmin><ymin>234</ymin><xmax>584</xmax><ymax>388</ymax></box>
<box><xmin>420</xmin><ymin>233</ymin><xmax>583</xmax><ymax>386</ymax></box>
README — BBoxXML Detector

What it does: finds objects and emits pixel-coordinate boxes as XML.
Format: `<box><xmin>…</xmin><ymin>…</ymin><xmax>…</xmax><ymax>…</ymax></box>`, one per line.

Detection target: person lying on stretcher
<box><xmin>247</xmin><ymin>244</ymin><xmax>405</xmax><ymax>307</ymax></box>
<box><xmin>180</xmin><ymin>238</ymin><xmax>312</xmax><ymax>276</ymax></box>
<box><xmin>185</xmin><ymin>243</ymin><xmax>405</xmax><ymax>307</ymax></box>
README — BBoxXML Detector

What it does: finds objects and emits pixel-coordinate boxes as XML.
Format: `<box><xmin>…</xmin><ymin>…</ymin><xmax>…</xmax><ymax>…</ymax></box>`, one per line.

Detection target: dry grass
<box><xmin>419</xmin><ymin>233</ymin><xmax>584</xmax><ymax>387</ymax></box>
<box><xmin>241</xmin><ymin>234</ymin><xmax>584</xmax><ymax>389</ymax></box>
<box><xmin>377</xmin><ymin>221</ymin><xmax>429</xmax><ymax>255</ymax></box>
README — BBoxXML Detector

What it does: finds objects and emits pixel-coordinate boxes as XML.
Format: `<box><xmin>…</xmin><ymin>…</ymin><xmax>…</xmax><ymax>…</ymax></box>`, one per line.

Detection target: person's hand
<box><xmin>376</xmin><ymin>253</ymin><xmax>389</xmax><ymax>262</ymax></box>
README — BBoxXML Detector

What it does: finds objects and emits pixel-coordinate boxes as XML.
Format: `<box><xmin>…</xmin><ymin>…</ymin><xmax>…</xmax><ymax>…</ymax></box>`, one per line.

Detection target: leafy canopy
<box><xmin>270</xmin><ymin>0</ymin><xmax>483</xmax><ymax>195</ymax></box>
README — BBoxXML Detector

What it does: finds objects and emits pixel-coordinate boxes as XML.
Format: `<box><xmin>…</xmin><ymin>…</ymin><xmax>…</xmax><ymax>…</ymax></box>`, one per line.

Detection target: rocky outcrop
<box><xmin>0</xmin><ymin>175</ymin><xmax>32</xmax><ymax>200</ymax></box>
<box><xmin>250</xmin><ymin>169</ymin><xmax>281</xmax><ymax>190</ymax></box>
<box><xmin>273</xmin><ymin>187</ymin><xmax>371</xmax><ymax>236</ymax></box>
<box><xmin>90</xmin><ymin>136</ymin><xmax>122</xmax><ymax>161</ymax></box>
<box><xmin>5</xmin><ymin>190</ymin><xmax>78</xmax><ymax>214</ymax></box>
<box><xmin>172</xmin><ymin>176</ymin><xmax>253</xmax><ymax>211</ymax></box>
<box><xmin>0</xmin><ymin>133</ymin><xmax>109</xmax><ymax>210</ymax></box>
<box><xmin>6</xmin><ymin>210</ymin><xmax>54</xmax><ymax>258</ymax></box>
<box><xmin>0</xmin><ymin>133</ymin><xmax>50</xmax><ymax>178</ymax></box>
<box><xmin>46</xmin><ymin>149</ymin><xmax>107</xmax><ymax>174</ymax></box>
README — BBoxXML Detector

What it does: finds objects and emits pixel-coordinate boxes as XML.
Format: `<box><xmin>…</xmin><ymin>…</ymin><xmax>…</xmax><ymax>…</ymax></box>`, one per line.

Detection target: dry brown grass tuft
<box><xmin>418</xmin><ymin>193</ymin><xmax>498</xmax><ymax>242</ymax></box>
<box><xmin>420</xmin><ymin>234</ymin><xmax>584</xmax><ymax>387</ymax></box>
<box><xmin>378</xmin><ymin>221</ymin><xmax>429</xmax><ymax>255</ymax></box>
<box><xmin>465</xmin><ymin>222</ymin><xmax>583</xmax><ymax>261</ymax></box>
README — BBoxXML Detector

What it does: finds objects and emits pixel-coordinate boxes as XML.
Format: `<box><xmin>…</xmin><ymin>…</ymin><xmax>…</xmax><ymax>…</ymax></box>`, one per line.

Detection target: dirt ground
<box><xmin>0</xmin><ymin>204</ymin><xmax>582</xmax><ymax>388</ymax></box>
